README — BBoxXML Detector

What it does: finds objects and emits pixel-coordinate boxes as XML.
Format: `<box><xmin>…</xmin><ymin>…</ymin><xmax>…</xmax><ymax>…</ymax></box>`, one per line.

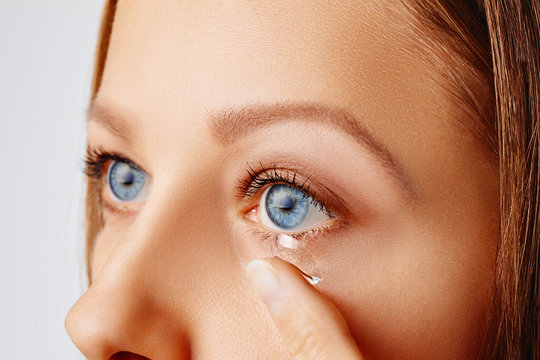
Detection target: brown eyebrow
<box><xmin>208</xmin><ymin>102</ymin><xmax>416</xmax><ymax>196</ymax></box>
<box><xmin>87</xmin><ymin>101</ymin><xmax>132</xmax><ymax>142</ymax></box>
<box><xmin>88</xmin><ymin>100</ymin><xmax>415</xmax><ymax>196</ymax></box>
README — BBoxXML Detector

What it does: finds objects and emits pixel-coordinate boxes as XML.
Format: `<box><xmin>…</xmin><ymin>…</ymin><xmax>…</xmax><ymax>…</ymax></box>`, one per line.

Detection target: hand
<box><xmin>246</xmin><ymin>258</ymin><xmax>364</xmax><ymax>360</ymax></box>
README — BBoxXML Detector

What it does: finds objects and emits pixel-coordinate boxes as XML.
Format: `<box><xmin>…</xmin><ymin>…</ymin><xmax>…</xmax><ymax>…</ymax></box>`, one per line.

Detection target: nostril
<box><xmin>110</xmin><ymin>352</ymin><xmax>151</xmax><ymax>360</ymax></box>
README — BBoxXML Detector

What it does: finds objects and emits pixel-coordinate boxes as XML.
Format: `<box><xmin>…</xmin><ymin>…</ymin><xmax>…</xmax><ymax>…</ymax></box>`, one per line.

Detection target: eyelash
<box><xmin>237</xmin><ymin>163</ymin><xmax>338</xmax><ymax>243</ymax></box>
<box><xmin>83</xmin><ymin>149</ymin><xmax>338</xmax><ymax>237</ymax></box>
<box><xmin>84</xmin><ymin>145</ymin><xmax>140</xmax><ymax>179</ymax></box>
<box><xmin>237</xmin><ymin>162</ymin><xmax>335</xmax><ymax>219</ymax></box>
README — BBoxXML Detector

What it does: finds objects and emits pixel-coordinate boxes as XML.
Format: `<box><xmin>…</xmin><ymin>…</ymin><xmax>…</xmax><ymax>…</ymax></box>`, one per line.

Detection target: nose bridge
<box><xmin>133</xmin><ymin>167</ymin><xmax>237</xmax><ymax>292</ymax></box>
<box><xmin>66</xmin><ymin>167</ymin><xmax>235</xmax><ymax>359</ymax></box>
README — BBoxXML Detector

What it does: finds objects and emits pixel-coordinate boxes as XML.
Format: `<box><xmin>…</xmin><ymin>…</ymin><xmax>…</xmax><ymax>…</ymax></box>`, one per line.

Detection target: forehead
<box><xmin>99</xmin><ymin>0</ymin><xmax>432</xmax><ymax>119</ymax></box>
<box><xmin>97</xmin><ymin>0</ymin><xmax>453</xmax><ymax>179</ymax></box>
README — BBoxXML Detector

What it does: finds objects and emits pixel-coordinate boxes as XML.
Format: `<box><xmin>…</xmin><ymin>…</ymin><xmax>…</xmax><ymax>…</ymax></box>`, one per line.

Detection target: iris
<box><xmin>107</xmin><ymin>161</ymin><xmax>148</xmax><ymax>202</ymax></box>
<box><xmin>265</xmin><ymin>184</ymin><xmax>310</xmax><ymax>229</ymax></box>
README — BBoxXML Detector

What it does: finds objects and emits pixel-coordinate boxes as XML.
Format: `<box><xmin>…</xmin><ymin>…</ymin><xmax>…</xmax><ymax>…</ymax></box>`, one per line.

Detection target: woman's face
<box><xmin>66</xmin><ymin>1</ymin><xmax>499</xmax><ymax>359</ymax></box>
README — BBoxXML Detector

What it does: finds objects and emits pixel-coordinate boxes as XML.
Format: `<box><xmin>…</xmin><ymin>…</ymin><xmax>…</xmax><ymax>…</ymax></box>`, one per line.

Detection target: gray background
<box><xmin>0</xmin><ymin>1</ymin><xmax>104</xmax><ymax>358</ymax></box>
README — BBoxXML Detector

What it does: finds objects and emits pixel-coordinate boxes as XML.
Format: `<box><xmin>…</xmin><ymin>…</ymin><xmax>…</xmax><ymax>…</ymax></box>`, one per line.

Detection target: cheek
<box><xmin>313</xmin><ymin>211</ymin><xmax>496</xmax><ymax>359</ymax></box>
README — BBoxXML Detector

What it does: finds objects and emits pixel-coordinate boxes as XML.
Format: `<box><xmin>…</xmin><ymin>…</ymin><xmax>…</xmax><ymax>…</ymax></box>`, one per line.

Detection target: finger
<box><xmin>246</xmin><ymin>258</ymin><xmax>364</xmax><ymax>360</ymax></box>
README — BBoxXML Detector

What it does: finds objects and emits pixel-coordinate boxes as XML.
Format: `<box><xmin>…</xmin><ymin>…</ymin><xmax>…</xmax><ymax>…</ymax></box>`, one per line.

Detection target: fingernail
<box><xmin>246</xmin><ymin>260</ymin><xmax>284</xmax><ymax>314</ymax></box>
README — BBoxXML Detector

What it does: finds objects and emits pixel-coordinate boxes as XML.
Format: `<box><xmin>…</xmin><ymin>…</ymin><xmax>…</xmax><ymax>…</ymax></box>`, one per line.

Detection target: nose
<box><xmin>64</xmin><ymin>166</ymin><xmax>248</xmax><ymax>359</ymax></box>
<box><xmin>64</xmin><ymin>184</ymin><xmax>204</xmax><ymax>360</ymax></box>
<box><xmin>65</xmin><ymin>234</ymin><xmax>192</xmax><ymax>360</ymax></box>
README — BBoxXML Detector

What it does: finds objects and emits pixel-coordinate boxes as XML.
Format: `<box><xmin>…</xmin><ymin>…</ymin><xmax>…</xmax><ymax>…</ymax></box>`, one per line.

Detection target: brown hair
<box><xmin>86</xmin><ymin>0</ymin><xmax>539</xmax><ymax>358</ymax></box>
<box><xmin>85</xmin><ymin>0</ymin><xmax>117</xmax><ymax>280</ymax></box>
<box><xmin>482</xmin><ymin>1</ymin><xmax>539</xmax><ymax>357</ymax></box>
<box><xmin>398</xmin><ymin>2</ymin><xmax>540</xmax><ymax>358</ymax></box>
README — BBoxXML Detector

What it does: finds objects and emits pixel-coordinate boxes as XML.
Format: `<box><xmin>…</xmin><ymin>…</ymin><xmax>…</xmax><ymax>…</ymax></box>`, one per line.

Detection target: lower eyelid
<box><xmin>99</xmin><ymin>177</ymin><xmax>146</xmax><ymax>215</ymax></box>
<box><xmin>248</xmin><ymin>220</ymin><xmax>341</xmax><ymax>263</ymax></box>
<box><xmin>244</xmin><ymin>202</ymin><xmax>339</xmax><ymax>241</ymax></box>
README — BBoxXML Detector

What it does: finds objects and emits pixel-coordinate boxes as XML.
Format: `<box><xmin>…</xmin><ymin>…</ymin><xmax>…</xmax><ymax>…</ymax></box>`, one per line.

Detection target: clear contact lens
<box><xmin>271</xmin><ymin>233</ymin><xmax>322</xmax><ymax>285</ymax></box>
<box><xmin>233</xmin><ymin>223</ymin><xmax>324</xmax><ymax>286</ymax></box>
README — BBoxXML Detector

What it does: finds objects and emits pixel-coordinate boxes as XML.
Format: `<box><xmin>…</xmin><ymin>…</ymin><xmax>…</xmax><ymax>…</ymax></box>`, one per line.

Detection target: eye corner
<box><xmin>243</xmin><ymin>205</ymin><xmax>260</xmax><ymax>223</ymax></box>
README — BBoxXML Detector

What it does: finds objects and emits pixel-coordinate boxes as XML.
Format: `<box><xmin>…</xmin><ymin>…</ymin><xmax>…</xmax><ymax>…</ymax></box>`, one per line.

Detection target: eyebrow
<box><xmin>87</xmin><ymin>101</ymin><xmax>131</xmax><ymax>142</ymax></box>
<box><xmin>208</xmin><ymin>102</ymin><xmax>415</xmax><ymax>196</ymax></box>
<box><xmin>88</xmin><ymin>100</ymin><xmax>415</xmax><ymax>196</ymax></box>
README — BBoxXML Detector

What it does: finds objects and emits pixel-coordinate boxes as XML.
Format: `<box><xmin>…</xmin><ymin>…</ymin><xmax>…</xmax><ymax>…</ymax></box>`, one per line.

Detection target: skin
<box><xmin>65</xmin><ymin>0</ymin><xmax>499</xmax><ymax>359</ymax></box>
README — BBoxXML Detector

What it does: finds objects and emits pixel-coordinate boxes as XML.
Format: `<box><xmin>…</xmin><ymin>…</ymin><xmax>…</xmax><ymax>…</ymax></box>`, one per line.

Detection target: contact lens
<box><xmin>234</xmin><ymin>222</ymin><xmax>324</xmax><ymax>285</ymax></box>
<box><xmin>270</xmin><ymin>233</ymin><xmax>322</xmax><ymax>285</ymax></box>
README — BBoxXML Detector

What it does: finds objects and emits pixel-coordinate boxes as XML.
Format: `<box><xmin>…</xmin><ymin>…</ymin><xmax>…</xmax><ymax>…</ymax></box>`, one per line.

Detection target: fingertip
<box><xmin>245</xmin><ymin>259</ymin><xmax>272</xmax><ymax>275</ymax></box>
<box><xmin>245</xmin><ymin>259</ymin><xmax>284</xmax><ymax>313</ymax></box>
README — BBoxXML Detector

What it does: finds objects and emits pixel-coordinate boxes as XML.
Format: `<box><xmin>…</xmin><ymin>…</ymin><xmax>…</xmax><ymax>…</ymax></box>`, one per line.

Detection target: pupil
<box><xmin>121</xmin><ymin>170</ymin><xmax>135</xmax><ymax>186</ymax></box>
<box><xmin>278</xmin><ymin>195</ymin><xmax>296</xmax><ymax>211</ymax></box>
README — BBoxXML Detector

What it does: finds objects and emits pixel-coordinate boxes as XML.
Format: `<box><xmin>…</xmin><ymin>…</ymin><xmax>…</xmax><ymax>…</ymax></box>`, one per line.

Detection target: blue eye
<box><xmin>260</xmin><ymin>184</ymin><xmax>331</xmax><ymax>232</ymax></box>
<box><xmin>107</xmin><ymin>160</ymin><xmax>149</xmax><ymax>202</ymax></box>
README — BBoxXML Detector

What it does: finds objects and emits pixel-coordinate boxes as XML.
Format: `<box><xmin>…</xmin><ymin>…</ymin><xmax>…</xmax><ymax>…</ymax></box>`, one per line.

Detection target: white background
<box><xmin>0</xmin><ymin>1</ymin><xmax>104</xmax><ymax>358</ymax></box>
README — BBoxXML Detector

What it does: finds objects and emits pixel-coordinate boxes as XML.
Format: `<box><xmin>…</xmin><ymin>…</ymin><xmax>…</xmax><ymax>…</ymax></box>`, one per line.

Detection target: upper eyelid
<box><xmin>84</xmin><ymin>146</ymin><xmax>150</xmax><ymax>178</ymax></box>
<box><xmin>246</xmin><ymin>165</ymin><xmax>355</xmax><ymax>221</ymax></box>
<box><xmin>237</xmin><ymin>165</ymin><xmax>336</xmax><ymax>216</ymax></box>
<box><xmin>237</xmin><ymin>164</ymin><xmax>312</xmax><ymax>197</ymax></box>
